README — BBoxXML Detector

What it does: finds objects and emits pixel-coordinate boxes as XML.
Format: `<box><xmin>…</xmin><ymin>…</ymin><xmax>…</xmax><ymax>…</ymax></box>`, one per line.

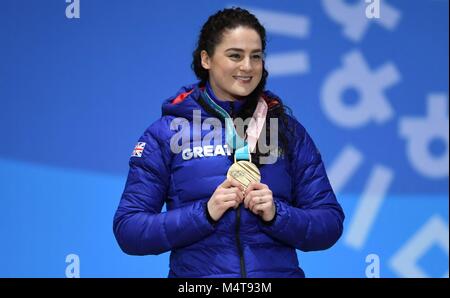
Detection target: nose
<box><xmin>239</xmin><ymin>57</ymin><xmax>252</xmax><ymax>72</ymax></box>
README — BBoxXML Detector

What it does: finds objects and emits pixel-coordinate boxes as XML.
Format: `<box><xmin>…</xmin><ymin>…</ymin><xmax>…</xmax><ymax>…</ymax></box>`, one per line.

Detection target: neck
<box><xmin>206</xmin><ymin>81</ymin><xmax>240</xmax><ymax>102</ymax></box>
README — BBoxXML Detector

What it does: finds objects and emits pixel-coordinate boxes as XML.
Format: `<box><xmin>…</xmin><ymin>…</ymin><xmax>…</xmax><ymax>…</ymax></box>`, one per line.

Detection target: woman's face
<box><xmin>201</xmin><ymin>26</ymin><xmax>264</xmax><ymax>101</ymax></box>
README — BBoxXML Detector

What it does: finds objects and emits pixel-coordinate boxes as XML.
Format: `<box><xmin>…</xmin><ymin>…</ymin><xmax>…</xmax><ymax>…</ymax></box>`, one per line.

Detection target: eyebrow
<box><xmin>225</xmin><ymin>48</ymin><xmax>263</xmax><ymax>53</ymax></box>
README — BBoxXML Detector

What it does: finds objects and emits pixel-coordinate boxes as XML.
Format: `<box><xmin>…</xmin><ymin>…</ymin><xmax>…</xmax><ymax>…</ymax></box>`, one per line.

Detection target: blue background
<box><xmin>0</xmin><ymin>0</ymin><xmax>448</xmax><ymax>277</ymax></box>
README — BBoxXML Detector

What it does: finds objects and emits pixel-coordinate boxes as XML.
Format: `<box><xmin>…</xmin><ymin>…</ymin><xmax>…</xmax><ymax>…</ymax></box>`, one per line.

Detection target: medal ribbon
<box><xmin>201</xmin><ymin>89</ymin><xmax>268</xmax><ymax>161</ymax></box>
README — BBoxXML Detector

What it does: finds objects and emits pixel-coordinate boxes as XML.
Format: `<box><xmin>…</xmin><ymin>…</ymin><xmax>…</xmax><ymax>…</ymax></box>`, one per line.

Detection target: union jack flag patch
<box><xmin>131</xmin><ymin>142</ymin><xmax>146</xmax><ymax>157</ymax></box>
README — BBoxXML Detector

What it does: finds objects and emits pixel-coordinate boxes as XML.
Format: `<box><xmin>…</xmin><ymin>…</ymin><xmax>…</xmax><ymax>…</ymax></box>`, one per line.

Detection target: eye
<box><xmin>229</xmin><ymin>53</ymin><xmax>241</xmax><ymax>59</ymax></box>
<box><xmin>251</xmin><ymin>54</ymin><xmax>262</xmax><ymax>60</ymax></box>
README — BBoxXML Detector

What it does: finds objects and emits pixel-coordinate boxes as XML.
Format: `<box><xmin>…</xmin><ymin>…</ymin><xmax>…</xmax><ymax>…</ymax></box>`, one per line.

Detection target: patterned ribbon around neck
<box><xmin>201</xmin><ymin>89</ymin><xmax>268</xmax><ymax>161</ymax></box>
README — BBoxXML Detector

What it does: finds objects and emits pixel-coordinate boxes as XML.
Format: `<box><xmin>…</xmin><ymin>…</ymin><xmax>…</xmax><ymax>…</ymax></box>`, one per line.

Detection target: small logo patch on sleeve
<box><xmin>131</xmin><ymin>142</ymin><xmax>146</xmax><ymax>157</ymax></box>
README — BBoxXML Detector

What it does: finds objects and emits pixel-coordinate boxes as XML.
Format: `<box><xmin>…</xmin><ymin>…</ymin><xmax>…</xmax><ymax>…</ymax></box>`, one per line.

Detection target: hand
<box><xmin>207</xmin><ymin>178</ymin><xmax>244</xmax><ymax>221</ymax></box>
<box><xmin>244</xmin><ymin>182</ymin><xmax>276</xmax><ymax>222</ymax></box>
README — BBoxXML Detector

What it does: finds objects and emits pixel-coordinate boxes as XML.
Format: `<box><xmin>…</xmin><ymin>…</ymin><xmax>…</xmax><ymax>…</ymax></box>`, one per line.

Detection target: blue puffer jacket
<box><xmin>113</xmin><ymin>83</ymin><xmax>344</xmax><ymax>278</ymax></box>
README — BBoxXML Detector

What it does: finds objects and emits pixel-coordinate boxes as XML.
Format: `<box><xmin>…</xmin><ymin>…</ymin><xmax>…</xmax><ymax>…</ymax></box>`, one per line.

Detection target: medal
<box><xmin>227</xmin><ymin>156</ymin><xmax>261</xmax><ymax>190</ymax></box>
<box><xmin>200</xmin><ymin>85</ymin><xmax>268</xmax><ymax>188</ymax></box>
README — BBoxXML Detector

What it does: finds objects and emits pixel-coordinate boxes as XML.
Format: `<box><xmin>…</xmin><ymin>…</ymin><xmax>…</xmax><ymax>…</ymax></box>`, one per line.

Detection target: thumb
<box><xmin>219</xmin><ymin>178</ymin><xmax>233</xmax><ymax>189</ymax></box>
<box><xmin>220</xmin><ymin>177</ymin><xmax>244</xmax><ymax>191</ymax></box>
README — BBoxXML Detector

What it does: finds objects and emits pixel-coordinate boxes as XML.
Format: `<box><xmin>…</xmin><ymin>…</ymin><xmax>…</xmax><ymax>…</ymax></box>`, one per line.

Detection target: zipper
<box><xmin>230</xmin><ymin>100</ymin><xmax>246</xmax><ymax>277</ymax></box>
<box><xmin>235</xmin><ymin>206</ymin><xmax>247</xmax><ymax>277</ymax></box>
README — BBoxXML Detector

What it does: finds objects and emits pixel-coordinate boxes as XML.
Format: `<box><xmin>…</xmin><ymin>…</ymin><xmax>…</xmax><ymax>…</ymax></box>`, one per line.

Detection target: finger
<box><xmin>229</xmin><ymin>178</ymin><xmax>245</xmax><ymax>191</ymax></box>
<box><xmin>234</xmin><ymin>187</ymin><xmax>244</xmax><ymax>202</ymax></box>
<box><xmin>231</xmin><ymin>199</ymin><xmax>240</xmax><ymax>209</ymax></box>
<box><xmin>244</xmin><ymin>182</ymin><xmax>258</xmax><ymax>195</ymax></box>
<box><xmin>244</xmin><ymin>182</ymin><xmax>268</xmax><ymax>195</ymax></box>
<box><xmin>244</xmin><ymin>189</ymin><xmax>267</xmax><ymax>208</ymax></box>
<box><xmin>244</xmin><ymin>185</ymin><xmax>261</xmax><ymax>208</ymax></box>
<box><xmin>224</xmin><ymin>200</ymin><xmax>238</xmax><ymax>210</ymax></box>
<box><xmin>246</xmin><ymin>189</ymin><xmax>268</xmax><ymax>198</ymax></box>
<box><xmin>250</xmin><ymin>194</ymin><xmax>271</xmax><ymax>211</ymax></box>
<box><xmin>221</xmin><ymin>188</ymin><xmax>244</xmax><ymax>202</ymax></box>
<box><xmin>244</xmin><ymin>191</ymin><xmax>253</xmax><ymax>208</ymax></box>
<box><xmin>222</xmin><ymin>178</ymin><xmax>244</xmax><ymax>191</ymax></box>
<box><xmin>221</xmin><ymin>187</ymin><xmax>242</xmax><ymax>195</ymax></box>
<box><xmin>221</xmin><ymin>193</ymin><xmax>240</xmax><ymax>202</ymax></box>
<box><xmin>227</xmin><ymin>192</ymin><xmax>245</xmax><ymax>205</ymax></box>
<box><xmin>219</xmin><ymin>178</ymin><xmax>233</xmax><ymax>188</ymax></box>
<box><xmin>245</xmin><ymin>188</ymin><xmax>271</xmax><ymax>208</ymax></box>
<box><xmin>248</xmin><ymin>195</ymin><xmax>262</xmax><ymax>211</ymax></box>
<box><xmin>251</xmin><ymin>201</ymin><xmax>272</xmax><ymax>214</ymax></box>
<box><xmin>235</xmin><ymin>199</ymin><xmax>242</xmax><ymax>208</ymax></box>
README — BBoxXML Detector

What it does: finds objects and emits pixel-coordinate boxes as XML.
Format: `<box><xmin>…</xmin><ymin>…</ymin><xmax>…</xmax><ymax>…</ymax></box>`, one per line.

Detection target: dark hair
<box><xmin>191</xmin><ymin>7</ymin><xmax>295</xmax><ymax>167</ymax></box>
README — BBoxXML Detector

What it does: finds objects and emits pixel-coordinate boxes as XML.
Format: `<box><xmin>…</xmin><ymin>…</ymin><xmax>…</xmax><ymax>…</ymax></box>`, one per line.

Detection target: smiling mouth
<box><xmin>233</xmin><ymin>76</ymin><xmax>252</xmax><ymax>82</ymax></box>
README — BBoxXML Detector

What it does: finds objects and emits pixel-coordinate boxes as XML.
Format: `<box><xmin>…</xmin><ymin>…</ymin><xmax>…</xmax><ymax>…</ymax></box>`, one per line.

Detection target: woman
<box><xmin>113</xmin><ymin>7</ymin><xmax>344</xmax><ymax>278</ymax></box>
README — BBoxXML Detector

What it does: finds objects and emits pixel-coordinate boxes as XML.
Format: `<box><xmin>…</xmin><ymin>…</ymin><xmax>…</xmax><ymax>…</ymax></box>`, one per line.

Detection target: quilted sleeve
<box><xmin>259</xmin><ymin>119</ymin><xmax>345</xmax><ymax>251</ymax></box>
<box><xmin>113</xmin><ymin>119</ymin><xmax>215</xmax><ymax>255</ymax></box>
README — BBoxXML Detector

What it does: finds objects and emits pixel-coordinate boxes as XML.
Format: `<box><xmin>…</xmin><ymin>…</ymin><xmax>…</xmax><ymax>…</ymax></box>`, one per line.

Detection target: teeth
<box><xmin>234</xmin><ymin>76</ymin><xmax>251</xmax><ymax>81</ymax></box>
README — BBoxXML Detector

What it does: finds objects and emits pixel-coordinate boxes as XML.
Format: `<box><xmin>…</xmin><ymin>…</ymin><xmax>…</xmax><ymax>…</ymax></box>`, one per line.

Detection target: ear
<box><xmin>200</xmin><ymin>50</ymin><xmax>211</xmax><ymax>70</ymax></box>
